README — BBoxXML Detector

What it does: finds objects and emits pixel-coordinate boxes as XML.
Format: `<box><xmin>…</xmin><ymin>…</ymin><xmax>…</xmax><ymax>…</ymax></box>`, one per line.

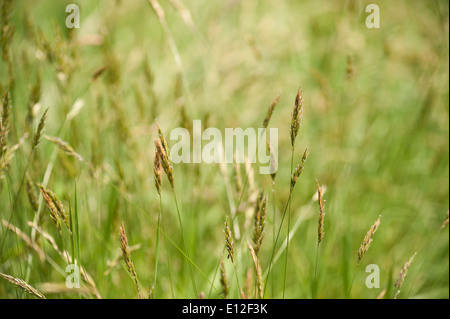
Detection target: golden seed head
<box><xmin>394</xmin><ymin>252</ymin><xmax>417</xmax><ymax>299</ymax></box>
<box><xmin>317</xmin><ymin>179</ymin><xmax>325</xmax><ymax>245</ymax></box>
<box><xmin>357</xmin><ymin>215</ymin><xmax>381</xmax><ymax>265</ymax></box>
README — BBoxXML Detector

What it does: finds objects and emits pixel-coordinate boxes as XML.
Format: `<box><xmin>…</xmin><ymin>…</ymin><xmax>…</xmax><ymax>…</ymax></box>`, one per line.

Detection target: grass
<box><xmin>0</xmin><ymin>0</ymin><xmax>448</xmax><ymax>299</ymax></box>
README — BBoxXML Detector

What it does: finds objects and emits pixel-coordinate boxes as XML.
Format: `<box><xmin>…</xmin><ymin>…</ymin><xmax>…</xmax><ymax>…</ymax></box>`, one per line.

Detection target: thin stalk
<box><xmin>263</xmin><ymin>191</ymin><xmax>292</xmax><ymax>297</ymax></box>
<box><xmin>153</xmin><ymin>193</ymin><xmax>162</xmax><ymax>298</ymax></box>
<box><xmin>172</xmin><ymin>189</ymin><xmax>198</xmax><ymax>297</ymax></box>
<box><xmin>312</xmin><ymin>243</ymin><xmax>320</xmax><ymax>298</ymax></box>
<box><xmin>282</xmin><ymin>146</ymin><xmax>294</xmax><ymax>298</ymax></box>
<box><xmin>233</xmin><ymin>263</ymin><xmax>243</xmax><ymax>298</ymax></box>
<box><xmin>162</xmin><ymin>204</ymin><xmax>175</xmax><ymax>299</ymax></box>
<box><xmin>347</xmin><ymin>265</ymin><xmax>359</xmax><ymax>298</ymax></box>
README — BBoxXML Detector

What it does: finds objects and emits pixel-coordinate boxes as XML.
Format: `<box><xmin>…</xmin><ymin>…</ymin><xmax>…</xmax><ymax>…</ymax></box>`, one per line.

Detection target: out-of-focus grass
<box><xmin>0</xmin><ymin>0</ymin><xmax>448</xmax><ymax>298</ymax></box>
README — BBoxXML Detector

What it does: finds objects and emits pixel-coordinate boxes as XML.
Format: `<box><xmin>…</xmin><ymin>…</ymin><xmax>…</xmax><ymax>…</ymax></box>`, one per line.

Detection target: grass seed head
<box><xmin>253</xmin><ymin>191</ymin><xmax>267</xmax><ymax>256</ymax></box>
<box><xmin>291</xmin><ymin>148</ymin><xmax>309</xmax><ymax>190</ymax></box>
<box><xmin>0</xmin><ymin>273</ymin><xmax>46</xmax><ymax>299</ymax></box>
<box><xmin>357</xmin><ymin>215</ymin><xmax>381</xmax><ymax>265</ymax></box>
<box><xmin>120</xmin><ymin>222</ymin><xmax>142</xmax><ymax>299</ymax></box>
<box><xmin>33</xmin><ymin>107</ymin><xmax>48</xmax><ymax>149</ymax></box>
<box><xmin>262</xmin><ymin>93</ymin><xmax>281</xmax><ymax>129</ymax></box>
<box><xmin>153</xmin><ymin>150</ymin><xmax>162</xmax><ymax>195</ymax></box>
<box><xmin>224</xmin><ymin>216</ymin><xmax>235</xmax><ymax>264</ymax></box>
<box><xmin>290</xmin><ymin>87</ymin><xmax>303</xmax><ymax>147</ymax></box>
<box><xmin>394</xmin><ymin>252</ymin><xmax>417</xmax><ymax>299</ymax></box>
<box><xmin>154</xmin><ymin>137</ymin><xmax>174</xmax><ymax>189</ymax></box>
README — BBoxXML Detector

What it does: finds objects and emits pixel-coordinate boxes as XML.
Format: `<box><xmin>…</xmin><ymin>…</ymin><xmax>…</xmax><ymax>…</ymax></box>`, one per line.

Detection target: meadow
<box><xmin>0</xmin><ymin>0</ymin><xmax>448</xmax><ymax>299</ymax></box>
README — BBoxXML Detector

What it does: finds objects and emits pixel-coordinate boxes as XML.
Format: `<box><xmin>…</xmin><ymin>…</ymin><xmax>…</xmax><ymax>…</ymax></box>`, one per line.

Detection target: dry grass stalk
<box><xmin>2</xmin><ymin>219</ymin><xmax>45</xmax><ymax>262</ymax></box>
<box><xmin>244</xmin><ymin>156</ymin><xmax>255</xmax><ymax>195</ymax></box>
<box><xmin>247</xmin><ymin>240</ymin><xmax>264</xmax><ymax>299</ymax></box>
<box><xmin>262</xmin><ymin>93</ymin><xmax>281</xmax><ymax>129</ymax></box>
<box><xmin>394</xmin><ymin>252</ymin><xmax>417</xmax><ymax>299</ymax></box>
<box><xmin>0</xmin><ymin>273</ymin><xmax>46</xmax><ymax>299</ymax></box>
<box><xmin>37</xmin><ymin>183</ymin><xmax>71</xmax><ymax>235</ymax></box>
<box><xmin>290</xmin><ymin>148</ymin><xmax>309</xmax><ymax>190</ymax></box>
<box><xmin>224</xmin><ymin>216</ymin><xmax>235</xmax><ymax>264</ymax></box>
<box><xmin>27</xmin><ymin>221</ymin><xmax>102</xmax><ymax>299</ymax></box>
<box><xmin>168</xmin><ymin>0</ymin><xmax>194</xmax><ymax>29</ymax></box>
<box><xmin>27</xmin><ymin>221</ymin><xmax>60</xmax><ymax>256</ymax></box>
<box><xmin>120</xmin><ymin>222</ymin><xmax>142</xmax><ymax>299</ymax></box>
<box><xmin>290</xmin><ymin>87</ymin><xmax>303</xmax><ymax>147</ymax></box>
<box><xmin>244</xmin><ymin>268</ymin><xmax>253</xmax><ymax>298</ymax></box>
<box><xmin>80</xmin><ymin>267</ymin><xmax>102</xmax><ymax>299</ymax></box>
<box><xmin>376</xmin><ymin>289</ymin><xmax>386</xmax><ymax>299</ymax></box>
<box><xmin>357</xmin><ymin>215</ymin><xmax>381</xmax><ymax>265</ymax></box>
<box><xmin>219</xmin><ymin>258</ymin><xmax>229</xmax><ymax>299</ymax></box>
<box><xmin>44</xmin><ymin>135</ymin><xmax>86</xmax><ymax>163</ymax></box>
<box><xmin>38</xmin><ymin>282</ymin><xmax>92</xmax><ymax>296</ymax></box>
<box><xmin>252</xmin><ymin>191</ymin><xmax>267</xmax><ymax>256</ymax></box>
<box><xmin>33</xmin><ymin>108</ymin><xmax>48</xmax><ymax>149</ymax></box>
<box><xmin>316</xmin><ymin>180</ymin><xmax>325</xmax><ymax>245</ymax></box>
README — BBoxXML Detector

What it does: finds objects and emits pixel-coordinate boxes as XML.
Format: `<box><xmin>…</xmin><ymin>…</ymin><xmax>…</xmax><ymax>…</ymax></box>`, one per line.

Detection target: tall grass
<box><xmin>0</xmin><ymin>0</ymin><xmax>448</xmax><ymax>299</ymax></box>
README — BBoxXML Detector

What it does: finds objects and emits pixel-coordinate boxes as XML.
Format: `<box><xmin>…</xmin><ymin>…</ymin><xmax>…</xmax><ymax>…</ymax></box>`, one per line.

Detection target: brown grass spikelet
<box><xmin>394</xmin><ymin>252</ymin><xmax>417</xmax><ymax>299</ymax></box>
<box><xmin>37</xmin><ymin>183</ymin><xmax>71</xmax><ymax>235</ymax></box>
<box><xmin>290</xmin><ymin>87</ymin><xmax>303</xmax><ymax>147</ymax></box>
<box><xmin>120</xmin><ymin>222</ymin><xmax>142</xmax><ymax>299</ymax></box>
<box><xmin>38</xmin><ymin>183</ymin><xmax>62</xmax><ymax>235</ymax></box>
<box><xmin>224</xmin><ymin>216</ymin><xmax>235</xmax><ymax>264</ymax></box>
<box><xmin>253</xmin><ymin>191</ymin><xmax>267</xmax><ymax>256</ymax></box>
<box><xmin>262</xmin><ymin>93</ymin><xmax>281</xmax><ymax>129</ymax></box>
<box><xmin>33</xmin><ymin>107</ymin><xmax>48</xmax><ymax>149</ymax></box>
<box><xmin>219</xmin><ymin>258</ymin><xmax>229</xmax><ymax>299</ymax></box>
<box><xmin>316</xmin><ymin>179</ymin><xmax>325</xmax><ymax>245</ymax></box>
<box><xmin>154</xmin><ymin>137</ymin><xmax>174</xmax><ymax>189</ymax></box>
<box><xmin>2</xmin><ymin>219</ymin><xmax>45</xmax><ymax>262</ymax></box>
<box><xmin>291</xmin><ymin>148</ymin><xmax>309</xmax><ymax>190</ymax></box>
<box><xmin>357</xmin><ymin>215</ymin><xmax>381</xmax><ymax>265</ymax></box>
<box><xmin>155</xmin><ymin>121</ymin><xmax>171</xmax><ymax>162</ymax></box>
<box><xmin>0</xmin><ymin>273</ymin><xmax>46</xmax><ymax>299</ymax></box>
<box><xmin>153</xmin><ymin>149</ymin><xmax>162</xmax><ymax>195</ymax></box>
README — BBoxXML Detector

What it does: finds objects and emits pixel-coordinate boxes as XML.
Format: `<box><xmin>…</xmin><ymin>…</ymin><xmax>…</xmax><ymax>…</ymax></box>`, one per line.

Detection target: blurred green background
<box><xmin>0</xmin><ymin>0</ymin><xmax>448</xmax><ymax>298</ymax></box>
